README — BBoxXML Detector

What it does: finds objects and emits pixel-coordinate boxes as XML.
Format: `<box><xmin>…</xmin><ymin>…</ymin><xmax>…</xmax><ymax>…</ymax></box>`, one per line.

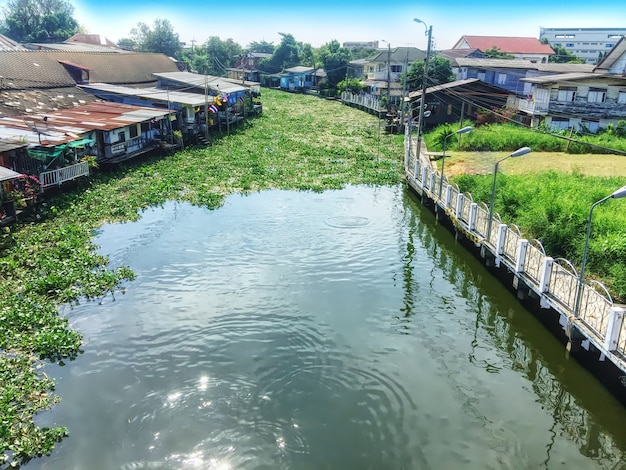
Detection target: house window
<box><xmin>390</xmin><ymin>65</ymin><xmax>402</xmax><ymax>73</ymax></box>
<box><xmin>557</xmin><ymin>86</ymin><xmax>576</xmax><ymax>102</ymax></box>
<box><xmin>129</xmin><ymin>124</ymin><xmax>139</xmax><ymax>138</ymax></box>
<box><xmin>618</xmin><ymin>91</ymin><xmax>626</xmax><ymax>104</ymax></box>
<box><xmin>580</xmin><ymin>120</ymin><xmax>600</xmax><ymax>133</ymax></box>
<box><xmin>118</xmin><ymin>131</ymin><xmax>126</xmax><ymax>142</ymax></box>
<box><xmin>606</xmin><ymin>44</ymin><xmax>615</xmax><ymax>48</ymax></box>
<box><xmin>477</xmin><ymin>69</ymin><xmax>486</xmax><ymax>81</ymax></box>
<box><xmin>588</xmin><ymin>88</ymin><xmax>606</xmax><ymax>103</ymax></box>
<box><xmin>566</xmin><ymin>43</ymin><xmax>575</xmax><ymax>48</ymax></box>
<box><xmin>551</xmin><ymin>117</ymin><xmax>570</xmax><ymax>130</ymax></box>
<box><xmin>496</xmin><ymin>73</ymin><xmax>506</xmax><ymax>85</ymax></box>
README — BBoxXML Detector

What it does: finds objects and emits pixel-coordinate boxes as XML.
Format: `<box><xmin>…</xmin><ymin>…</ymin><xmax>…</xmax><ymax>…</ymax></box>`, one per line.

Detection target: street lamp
<box><xmin>486</xmin><ymin>147</ymin><xmax>532</xmax><ymax>241</ymax></box>
<box><xmin>439</xmin><ymin>126</ymin><xmax>472</xmax><ymax>199</ymax></box>
<box><xmin>573</xmin><ymin>184</ymin><xmax>626</xmax><ymax>317</ymax></box>
<box><xmin>413</xmin><ymin>18</ymin><xmax>432</xmax><ymax>161</ymax></box>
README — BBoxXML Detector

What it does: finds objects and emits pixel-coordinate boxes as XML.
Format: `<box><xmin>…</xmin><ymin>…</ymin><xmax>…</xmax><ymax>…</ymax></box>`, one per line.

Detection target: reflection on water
<box><xmin>29</xmin><ymin>185</ymin><xmax>626</xmax><ymax>470</ymax></box>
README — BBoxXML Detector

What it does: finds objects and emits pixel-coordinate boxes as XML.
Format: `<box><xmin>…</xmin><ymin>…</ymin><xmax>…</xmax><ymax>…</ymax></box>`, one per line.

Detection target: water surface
<box><xmin>29</xmin><ymin>185</ymin><xmax>626</xmax><ymax>469</ymax></box>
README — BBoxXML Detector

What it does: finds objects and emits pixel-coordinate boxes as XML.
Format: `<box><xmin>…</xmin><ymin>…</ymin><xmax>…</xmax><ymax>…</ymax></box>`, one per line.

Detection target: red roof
<box><xmin>455</xmin><ymin>36</ymin><xmax>554</xmax><ymax>55</ymax></box>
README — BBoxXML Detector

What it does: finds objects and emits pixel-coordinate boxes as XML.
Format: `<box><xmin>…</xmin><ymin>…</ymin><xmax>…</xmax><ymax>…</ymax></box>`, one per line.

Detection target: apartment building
<box><xmin>539</xmin><ymin>27</ymin><xmax>626</xmax><ymax>64</ymax></box>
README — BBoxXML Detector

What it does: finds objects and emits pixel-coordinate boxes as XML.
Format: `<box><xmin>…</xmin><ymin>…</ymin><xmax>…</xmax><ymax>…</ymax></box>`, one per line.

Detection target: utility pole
<box><xmin>386</xmin><ymin>42</ymin><xmax>391</xmax><ymax>108</ymax></box>
<box><xmin>414</xmin><ymin>20</ymin><xmax>432</xmax><ymax>162</ymax></box>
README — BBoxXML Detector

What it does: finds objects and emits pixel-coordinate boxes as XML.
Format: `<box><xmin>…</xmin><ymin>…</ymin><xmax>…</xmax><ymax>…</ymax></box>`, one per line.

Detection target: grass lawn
<box><xmin>437</xmin><ymin>151</ymin><xmax>626</xmax><ymax>178</ymax></box>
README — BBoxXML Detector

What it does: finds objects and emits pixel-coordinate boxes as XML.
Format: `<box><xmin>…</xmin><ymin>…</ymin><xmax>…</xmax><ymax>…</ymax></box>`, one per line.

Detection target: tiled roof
<box><xmin>455</xmin><ymin>36</ymin><xmax>554</xmax><ymax>55</ymax></box>
<box><xmin>0</xmin><ymin>51</ymin><xmax>180</xmax><ymax>88</ymax></box>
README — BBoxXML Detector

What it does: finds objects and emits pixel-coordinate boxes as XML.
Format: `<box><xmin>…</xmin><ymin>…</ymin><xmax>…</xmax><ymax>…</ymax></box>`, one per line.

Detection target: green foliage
<box><xmin>118</xmin><ymin>18</ymin><xmax>182</xmax><ymax>58</ymax></box>
<box><xmin>405</xmin><ymin>56</ymin><xmax>454</xmax><ymax>91</ymax></box>
<box><xmin>424</xmin><ymin>122</ymin><xmax>626</xmax><ymax>155</ymax></box>
<box><xmin>484</xmin><ymin>47</ymin><xmax>514</xmax><ymax>59</ymax></box>
<box><xmin>549</xmin><ymin>45</ymin><xmax>586</xmax><ymax>64</ymax></box>
<box><xmin>246</xmin><ymin>40</ymin><xmax>275</xmax><ymax>54</ymax></box>
<box><xmin>0</xmin><ymin>0</ymin><xmax>78</xmax><ymax>42</ymax></box>
<box><xmin>258</xmin><ymin>32</ymin><xmax>301</xmax><ymax>74</ymax></box>
<box><xmin>452</xmin><ymin>171</ymin><xmax>626</xmax><ymax>301</ymax></box>
<box><xmin>318</xmin><ymin>39</ymin><xmax>351</xmax><ymax>91</ymax></box>
<box><xmin>338</xmin><ymin>77</ymin><xmax>365</xmax><ymax>94</ymax></box>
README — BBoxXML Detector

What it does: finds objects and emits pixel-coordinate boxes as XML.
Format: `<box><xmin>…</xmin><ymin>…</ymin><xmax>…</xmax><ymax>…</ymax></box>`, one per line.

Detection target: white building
<box><xmin>539</xmin><ymin>27</ymin><xmax>626</xmax><ymax>64</ymax></box>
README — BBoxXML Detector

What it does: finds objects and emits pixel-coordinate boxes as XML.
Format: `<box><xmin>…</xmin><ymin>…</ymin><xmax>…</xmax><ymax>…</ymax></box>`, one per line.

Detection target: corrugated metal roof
<box><xmin>0</xmin><ymin>87</ymin><xmax>99</xmax><ymax>118</ymax></box>
<box><xmin>154</xmin><ymin>72</ymin><xmax>248</xmax><ymax>94</ymax></box>
<box><xmin>0</xmin><ymin>137</ymin><xmax>28</xmax><ymax>153</ymax></box>
<box><xmin>408</xmin><ymin>78</ymin><xmax>508</xmax><ymax>99</ymax></box>
<box><xmin>0</xmin><ymin>34</ymin><xmax>27</xmax><ymax>52</ymax></box>
<box><xmin>456</xmin><ymin>58</ymin><xmax>537</xmax><ymax>69</ymax></box>
<box><xmin>79</xmin><ymin>83</ymin><xmax>212</xmax><ymax>106</ymax></box>
<box><xmin>520</xmin><ymin>72</ymin><xmax>620</xmax><ymax>84</ymax></box>
<box><xmin>0</xmin><ymin>101</ymin><xmax>174</xmax><ymax>147</ymax></box>
<box><xmin>0</xmin><ymin>165</ymin><xmax>22</xmax><ymax>182</ymax></box>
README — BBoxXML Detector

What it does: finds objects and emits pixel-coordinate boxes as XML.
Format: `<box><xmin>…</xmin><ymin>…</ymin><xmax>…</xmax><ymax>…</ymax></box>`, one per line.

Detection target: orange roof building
<box><xmin>452</xmin><ymin>36</ymin><xmax>555</xmax><ymax>63</ymax></box>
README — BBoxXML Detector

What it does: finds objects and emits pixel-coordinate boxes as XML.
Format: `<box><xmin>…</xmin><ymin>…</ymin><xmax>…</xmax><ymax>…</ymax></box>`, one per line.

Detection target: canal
<box><xmin>28</xmin><ymin>185</ymin><xmax>626</xmax><ymax>469</ymax></box>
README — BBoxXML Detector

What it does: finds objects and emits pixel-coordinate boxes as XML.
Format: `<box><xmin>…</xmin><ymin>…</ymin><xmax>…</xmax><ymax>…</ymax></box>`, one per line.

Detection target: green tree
<box><xmin>258</xmin><ymin>32</ymin><xmax>300</xmax><ymax>73</ymax></box>
<box><xmin>318</xmin><ymin>39</ymin><xmax>350</xmax><ymax>92</ymax></box>
<box><xmin>0</xmin><ymin>0</ymin><xmax>78</xmax><ymax>42</ymax></box>
<box><xmin>195</xmin><ymin>36</ymin><xmax>242</xmax><ymax>76</ymax></box>
<box><xmin>118</xmin><ymin>18</ymin><xmax>182</xmax><ymax>58</ymax></box>
<box><xmin>484</xmin><ymin>46</ymin><xmax>514</xmax><ymax>59</ymax></box>
<box><xmin>405</xmin><ymin>56</ymin><xmax>454</xmax><ymax>91</ymax></box>
<box><xmin>247</xmin><ymin>40</ymin><xmax>275</xmax><ymax>54</ymax></box>
<box><xmin>549</xmin><ymin>45</ymin><xmax>586</xmax><ymax>64</ymax></box>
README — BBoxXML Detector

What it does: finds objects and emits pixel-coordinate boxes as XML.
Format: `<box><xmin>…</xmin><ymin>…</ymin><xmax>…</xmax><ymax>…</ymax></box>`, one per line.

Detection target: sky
<box><xmin>73</xmin><ymin>0</ymin><xmax>625</xmax><ymax>51</ymax></box>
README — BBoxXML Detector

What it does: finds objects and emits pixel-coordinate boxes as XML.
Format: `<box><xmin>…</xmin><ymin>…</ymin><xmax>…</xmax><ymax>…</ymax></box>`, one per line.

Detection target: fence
<box><xmin>405</xmin><ymin>149</ymin><xmax>626</xmax><ymax>368</ymax></box>
<box><xmin>39</xmin><ymin>161</ymin><xmax>89</xmax><ymax>190</ymax></box>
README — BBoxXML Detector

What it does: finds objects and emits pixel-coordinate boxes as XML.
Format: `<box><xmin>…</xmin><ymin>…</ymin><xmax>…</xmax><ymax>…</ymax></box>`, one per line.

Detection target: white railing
<box><xmin>340</xmin><ymin>92</ymin><xmax>381</xmax><ymax>113</ymax></box>
<box><xmin>39</xmin><ymin>161</ymin><xmax>90</xmax><ymax>189</ymax></box>
<box><xmin>405</xmin><ymin>151</ymin><xmax>624</xmax><ymax>365</ymax></box>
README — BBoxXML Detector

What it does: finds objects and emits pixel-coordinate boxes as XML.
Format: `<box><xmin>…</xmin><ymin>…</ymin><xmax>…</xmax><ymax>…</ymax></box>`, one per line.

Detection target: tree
<box><xmin>0</xmin><ymin>0</ymin><xmax>78</xmax><ymax>43</ymax></box>
<box><xmin>484</xmin><ymin>47</ymin><xmax>514</xmax><ymax>59</ymax></box>
<box><xmin>318</xmin><ymin>39</ymin><xmax>350</xmax><ymax>92</ymax></box>
<box><xmin>118</xmin><ymin>18</ymin><xmax>182</xmax><ymax>58</ymax></box>
<box><xmin>405</xmin><ymin>56</ymin><xmax>454</xmax><ymax>91</ymax></box>
<box><xmin>548</xmin><ymin>45</ymin><xmax>586</xmax><ymax>64</ymax></box>
<box><xmin>258</xmin><ymin>32</ymin><xmax>300</xmax><ymax>73</ymax></box>
<box><xmin>247</xmin><ymin>40</ymin><xmax>274</xmax><ymax>54</ymax></box>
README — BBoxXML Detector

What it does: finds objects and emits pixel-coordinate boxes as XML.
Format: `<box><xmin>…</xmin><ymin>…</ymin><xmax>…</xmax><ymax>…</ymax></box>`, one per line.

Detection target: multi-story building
<box><xmin>539</xmin><ymin>27</ymin><xmax>626</xmax><ymax>64</ymax></box>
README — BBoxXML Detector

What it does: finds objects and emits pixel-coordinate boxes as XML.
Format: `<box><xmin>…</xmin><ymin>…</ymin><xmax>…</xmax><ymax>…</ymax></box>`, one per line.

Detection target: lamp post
<box><xmin>486</xmin><ymin>147</ymin><xmax>532</xmax><ymax>241</ymax></box>
<box><xmin>413</xmin><ymin>18</ymin><xmax>432</xmax><ymax>162</ymax></box>
<box><xmin>573</xmin><ymin>184</ymin><xmax>626</xmax><ymax>317</ymax></box>
<box><xmin>439</xmin><ymin>126</ymin><xmax>472</xmax><ymax>199</ymax></box>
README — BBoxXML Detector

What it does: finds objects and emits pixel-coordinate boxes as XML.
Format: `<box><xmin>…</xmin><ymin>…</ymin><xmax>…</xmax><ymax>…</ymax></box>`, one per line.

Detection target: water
<box><xmin>28</xmin><ymin>185</ymin><xmax>626</xmax><ymax>469</ymax></box>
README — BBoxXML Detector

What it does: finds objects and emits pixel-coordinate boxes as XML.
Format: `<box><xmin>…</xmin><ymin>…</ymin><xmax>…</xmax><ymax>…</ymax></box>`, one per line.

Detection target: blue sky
<box><xmin>73</xmin><ymin>0</ymin><xmax>624</xmax><ymax>51</ymax></box>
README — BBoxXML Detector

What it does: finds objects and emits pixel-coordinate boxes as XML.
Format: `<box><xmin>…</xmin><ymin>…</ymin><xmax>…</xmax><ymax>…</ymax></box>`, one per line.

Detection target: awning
<box><xmin>27</xmin><ymin>145</ymin><xmax>67</xmax><ymax>161</ymax></box>
<box><xmin>0</xmin><ymin>166</ymin><xmax>22</xmax><ymax>182</ymax></box>
<box><xmin>67</xmin><ymin>138</ymin><xmax>94</xmax><ymax>148</ymax></box>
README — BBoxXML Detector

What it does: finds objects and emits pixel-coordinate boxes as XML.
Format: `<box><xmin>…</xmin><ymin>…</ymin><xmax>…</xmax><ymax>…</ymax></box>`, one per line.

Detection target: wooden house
<box><xmin>511</xmin><ymin>36</ymin><xmax>626</xmax><ymax>132</ymax></box>
<box><xmin>453</xmin><ymin>58</ymin><xmax>594</xmax><ymax>94</ymax></box>
<box><xmin>407</xmin><ymin>79</ymin><xmax>510</xmax><ymax>129</ymax></box>
<box><xmin>227</xmin><ymin>52</ymin><xmax>272</xmax><ymax>83</ymax></box>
